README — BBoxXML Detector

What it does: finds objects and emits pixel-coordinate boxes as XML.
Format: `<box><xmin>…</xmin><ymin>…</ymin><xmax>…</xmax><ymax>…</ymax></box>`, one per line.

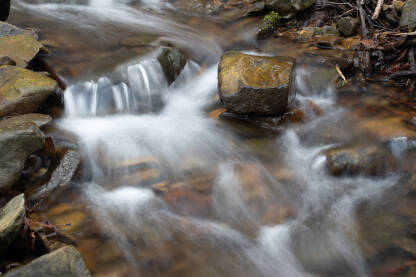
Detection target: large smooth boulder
<box><xmin>0</xmin><ymin>0</ymin><xmax>10</xmax><ymax>22</ymax></box>
<box><xmin>0</xmin><ymin>35</ymin><xmax>44</xmax><ymax>68</ymax></box>
<box><xmin>4</xmin><ymin>245</ymin><xmax>91</xmax><ymax>277</ymax></box>
<box><xmin>400</xmin><ymin>0</ymin><xmax>416</xmax><ymax>31</ymax></box>
<box><xmin>0</xmin><ymin>65</ymin><xmax>57</xmax><ymax>117</ymax></box>
<box><xmin>266</xmin><ymin>0</ymin><xmax>316</xmax><ymax>17</ymax></box>
<box><xmin>324</xmin><ymin>144</ymin><xmax>396</xmax><ymax>176</ymax></box>
<box><xmin>0</xmin><ymin>122</ymin><xmax>45</xmax><ymax>191</ymax></box>
<box><xmin>218</xmin><ymin>51</ymin><xmax>295</xmax><ymax>115</ymax></box>
<box><xmin>0</xmin><ymin>194</ymin><xmax>25</xmax><ymax>256</ymax></box>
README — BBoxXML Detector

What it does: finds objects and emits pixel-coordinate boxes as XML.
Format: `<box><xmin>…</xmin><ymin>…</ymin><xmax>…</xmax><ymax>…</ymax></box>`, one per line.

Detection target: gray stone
<box><xmin>218</xmin><ymin>51</ymin><xmax>295</xmax><ymax>115</ymax></box>
<box><xmin>4</xmin><ymin>245</ymin><xmax>91</xmax><ymax>277</ymax></box>
<box><xmin>0</xmin><ymin>194</ymin><xmax>25</xmax><ymax>256</ymax></box>
<box><xmin>0</xmin><ymin>122</ymin><xmax>45</xmax><ymax>191</ymax></box>
<box><xmin>400</xmin><ymin>0</ymin><xmax>416</xmax><ymax>31</ymax></box>
<box><xmin>157</xmin><ymin>47</ymin><xmax>187</xmax><ymax>84</ymax></box>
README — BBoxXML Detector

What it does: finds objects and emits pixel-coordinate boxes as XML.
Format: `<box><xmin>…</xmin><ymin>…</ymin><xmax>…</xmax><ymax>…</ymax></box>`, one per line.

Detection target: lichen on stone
<box><xmin>258</xmin><ymin>11</ymin><xmax>282</xmax><ymax>36</ymax></box>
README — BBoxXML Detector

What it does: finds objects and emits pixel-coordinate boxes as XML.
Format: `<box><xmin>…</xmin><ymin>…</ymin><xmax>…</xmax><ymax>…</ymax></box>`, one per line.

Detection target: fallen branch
<box><xmin>372</xmin><ymin>0</ymin><xmax>384</xmax><ymax>20</ymax></box>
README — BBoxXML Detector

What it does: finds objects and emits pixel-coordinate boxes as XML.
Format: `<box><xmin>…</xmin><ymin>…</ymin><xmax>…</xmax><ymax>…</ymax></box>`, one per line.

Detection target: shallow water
<box><xmin>9</xmin><ymin>1</ymin><xmax>416</xmax><ymax>277</ymax></box>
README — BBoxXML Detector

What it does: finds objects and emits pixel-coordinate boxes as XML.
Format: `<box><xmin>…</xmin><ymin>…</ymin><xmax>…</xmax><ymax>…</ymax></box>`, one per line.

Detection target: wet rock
<box><xmin>0</xmin><ymin>114</ymin><xmax>52</xmax><ymax>129</ymax></box>
<box><xmin>0</xmin><ymin>22</ymin><xmax>38</xmax><ymax>39</ymax></box>
<box><xmin>336</xmin><ymin>17</ymin><xmax>359</xmax><ymax>37</ymax></box>
<box><xmin>266</xmin><ymin>0</ymin><xmax>316</xmax><ymax>17</ymax></box>
<box><xmin>0</xmin><ymin>194</ymin><xmax>25</xmax><ymax>256</ymax></box>
<box><xmin>324</xmin><ymin>144</ymin><xmax>396</xmax><ymax>176</ymax></box>
<box><xmin>0</xmin><ymin>65</ymin><xmax>57</xmax><ymax>117</ymax></box>
<box><xmin>218</xmin><ymin>51</ymin><xmax>295</xmax><ymax>115</ymax></box>
<box><xmin>0</xmin><ymin>35</ymin><xmax>44</xmax><ymax>68</ymax></box>
<box><xmin>4</xmin><ymin>245</ymin><xmax>91</xmax><ymax>277</ymax></box>
<box><xmin>400</xmin><ymin>0</ymin><xmax>416</xmax><ymax>31</ymax></box>
<box><xmin>0</xmin><ymin>122</ymin><xmax>45</xmax><ymax>191</ymax></box>
<box><xmin>157</xmin><ymin>47</ymin><xmax>187</xmax><ymax>84</ymax></box>
<box><xmin>30</xmin><ymin>150</ymin><xmax>81</xmax><ymax>201</ymax></box>
<box><xmin>0</xmin><ymin>0</ymin><xmax>10</xmax><ymax>21</ymax></box>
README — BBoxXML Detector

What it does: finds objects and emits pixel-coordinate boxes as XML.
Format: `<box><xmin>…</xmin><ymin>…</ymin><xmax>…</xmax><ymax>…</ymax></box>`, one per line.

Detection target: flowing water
<box><xmin>9</xmin><ymin>1</ymin><xmax>416</xmax><ymax>277</ymax></box>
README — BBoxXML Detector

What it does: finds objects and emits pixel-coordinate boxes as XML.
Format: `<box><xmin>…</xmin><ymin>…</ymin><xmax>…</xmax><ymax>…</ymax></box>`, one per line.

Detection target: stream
<box><xmin>8</xmin><ymin>0</ymin><xmax>416</xmax><ymax>276</ymax></box>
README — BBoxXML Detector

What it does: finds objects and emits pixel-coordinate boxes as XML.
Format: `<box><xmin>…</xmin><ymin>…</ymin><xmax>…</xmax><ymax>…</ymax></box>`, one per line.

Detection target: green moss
<box><xmin>258</xmin><ymin>11</ymin><xmax>281</xmax><ymax>34</ymax></box>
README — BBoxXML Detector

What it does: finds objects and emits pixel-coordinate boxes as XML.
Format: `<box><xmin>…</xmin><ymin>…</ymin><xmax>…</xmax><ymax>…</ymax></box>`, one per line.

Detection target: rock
<box><xmin>0</xmin><ymin>56</ymin><xmax>15</xmax><ymax>66</ymax></box>
<box><xmin>157</xmin><ymin>47</ymin><xmax>187</xmax><ymax>84</ymax></box>
<box><xmin>0</xmin><ymin>35</ymin><xmax>44</xmax><ymax>68</ymax></box>
<box><xmin>336</xmin><ymin>17</ymin><xmax>359</xmax><ymax>37</ymax></box>
<box><xmin>0</xmin><ymin>22</ymin><xmax>38</xmax><ymax>39</ymax></box>
<box><xmin>266</xmin><ymin>0</ymin><xmax>316</xmax><ymax>17</ymax></box>
<box><xmin>324</xmin><ymin>144</ymin><xmax>396</xmax><ymax>176</ymax></box>
<box><xmin>0</xmin><ymin>194</ymin><xmax>25</xmax><ymax>256</ymax></box>
<box><xmin>0</xmin><ymin>114</ymin><xmax>52</xmax><ymax>129</ymax></box>
<box><xmin>400</xmin><ymin>0</ymin><xmax>416</xmax><ymax>31</ymax></box>
<box><xmin>392</xmin><ymin>0</ymin><xmax>405</xmax><ymax>11</ymax></box>
<box><xmin>0</xmin><ymin>0</ymin><xmax>10</xmax><ymax>21</ymax></box>
<box><xmin>0</xmin><ymin>122</ymin><xmax>45</xmax><ymax>191</ymax></box>
<box><xmin>30</xmin><ymin>150</ymin><xmax>81</xmax><ymax>201</ymax></box>
<box><xmin>218</xmin><ymin>51</ymin><xmax>295</xmax><ymax>115</ymax></box>
<box><xmin>4</xmin><ymin>245</ymin><xmax>91</xmax><ymax>277</ymax></box>
<box><xmin>0</xmin><ymin>65</ymin><xmax>57</xmax><ymax>117</ymax></box>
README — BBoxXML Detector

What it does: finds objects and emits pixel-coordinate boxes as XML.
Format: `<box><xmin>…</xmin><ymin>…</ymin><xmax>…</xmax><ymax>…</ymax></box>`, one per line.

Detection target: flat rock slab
<box><xmin>4</xmin><ymin>245</ymin><xmax>91</xmax><ymax>277</ymax></box>
<box><xmin>0</xmin><ymin>65</ymin><xmax>57</xmax><ymax>117</ymax></box>
<box><xmin>0</xmin><ymin>34</ymin><xmax>43</xmax><ymax>67</ymax></box>
<box><xmin>0</xmin><ymin>194</ymin><xmax>25</xmax><ymax>256</ymax></box>
<box><xmin>31</xmin><ymin>150</ymin><xmax>81</xmax><ymax>201</ymax></box>
<box><xmin>266</xmin><ymin>0</ymin><xmax>316</xmax><ymax>16</ymax></box>
<box><xmin>0</xmin><ymin>122</ymin><xmax>45</xmax><ymax>191</ymax></box>
<box><xmin>0</xmin><ymin>113</ymin><xmax>52</xmax><ymax>129</ymax></box>
<box><xmin>218</xmin><ymin>51</ymin><xmax>295</xmax><ymax>115</ymax></box>
<box><xmin>0</xmin><ymin>22</ymin><xmax>37</xmax><ymax>39</ymax></box>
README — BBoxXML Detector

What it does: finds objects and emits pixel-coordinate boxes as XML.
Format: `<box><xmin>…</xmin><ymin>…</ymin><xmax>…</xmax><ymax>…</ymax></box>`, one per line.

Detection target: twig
<box><xmin>336</xmin><ymin>65</ymin><xmax>349</xmax><ymax>85</ymax></box>
<box><xmin>357</xmin><ymin>0</ymin><xmax>372</xmax><ymax>74</ymax></box>
<box><xmin>372</xmin><ymin>0</ymin><xmax>384</xmax><ymax>20</ymax></box>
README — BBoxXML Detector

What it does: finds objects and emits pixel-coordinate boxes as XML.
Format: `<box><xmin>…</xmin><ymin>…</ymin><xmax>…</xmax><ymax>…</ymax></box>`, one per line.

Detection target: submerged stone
<box><xmin>0</xmin><ymin>34</ymin><xmax>44</xmax><ymax>67</ymax></box>
<box><xmin>324</xmin><ymin>144</ymin><xmax>396</xmax><ymax>176</ymax></box>
<box><xmin>400</xmin><ymin>0</ymin><xmax>416</xmax><ymax>31</ymax></box>
<box><xmin>0</xmin><ymin>194</ymin><xmax>25</xmax><ymax>256</ymax></box>
<box><xmin>0</xmin><ymin>122</ymin><xmax>45</xmax><ymax>191</ymax></box>
<box><xmin>0</xmin><ymin>65</ymin><xmax>57</xmax><ymax>117</ymax></box>
<box><xmin>4</xmin><ymin>245</ymin><xmax>91</xmax><ymax>277</ymax></box>
<box><xmin>218</xmin><ymin>51</ymin><xmax>295</xmax><ymax>115</ymax></box>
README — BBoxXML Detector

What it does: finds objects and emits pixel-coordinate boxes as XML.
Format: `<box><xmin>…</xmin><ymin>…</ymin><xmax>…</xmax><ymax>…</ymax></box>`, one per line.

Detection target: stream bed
<box><xmin>8</xmin><ymin>0</ymin><xmax>416</xmax><ymax>276</ymax></box>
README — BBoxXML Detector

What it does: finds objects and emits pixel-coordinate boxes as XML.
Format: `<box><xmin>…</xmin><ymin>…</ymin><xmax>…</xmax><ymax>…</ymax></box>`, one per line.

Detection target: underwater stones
<box><xmin>4</xmin><ymin>245</ymin><xmax>91</xmax><ymax>277</ymax></box>
<box><xmin>218</xmin><ymin>51</ymin><xmax>295</xmax><ymax>116</ymax></box>
<box><xmin>0</xmin><ymin>121</ymin><xmax>45</xmax><ymax>191</ymax></box>
<box><xmin>0</xmin><ymin>0</ymin><xmax>10</xmax><ymax>21</ymax></box>
<box><xmin>336</xmin><ymin>17</ymin><xmax>359</xmax><ymax>37</ymax></box>
<box><xmin>0</xmin><ymin>194</ymin><xmax>25</xmax><ymax>256</ymax></box>
<box><xmin>0</xmin><ymin>66</ymin><xmax>57</xmax><ymax>117</ymax></box>
<box><xmin>266</xmin><ymin>0</ymin><xmax>316</xmax><ymax>17</ymax></box>
<box><xmin>324</xmin><ymin>144</ymin><xmax>396</xmax><ymax>176</ymax></box>
<box><xmin>400</xmin><ymin>0</ymin><xmax>416</xmax><ymax>31</ymax></box>
<box><xmin>157</xmin><ymin>47</ymin><xmax>187</xmax><ymax>84</ymax></box>
<box><xmin>0</xmin><ymin>34</ymin><xmax>44</xmax><ymax>68</ymax></box>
